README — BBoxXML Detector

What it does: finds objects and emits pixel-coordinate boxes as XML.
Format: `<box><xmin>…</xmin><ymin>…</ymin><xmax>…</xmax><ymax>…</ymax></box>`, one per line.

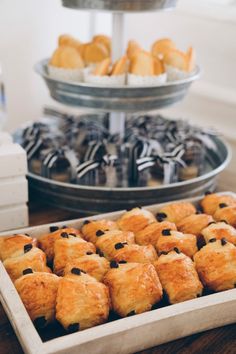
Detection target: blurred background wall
<box><xmin>0</xmin><ymin>0</ymin><xmax>235</xmax><ymax>139</ymax></box>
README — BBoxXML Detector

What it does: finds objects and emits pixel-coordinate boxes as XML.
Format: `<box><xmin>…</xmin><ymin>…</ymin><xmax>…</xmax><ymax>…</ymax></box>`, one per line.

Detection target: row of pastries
<box><xmin>1</xmin><ymin>192</ymin><xmax>236</xmax><ymax>333</ymax></box>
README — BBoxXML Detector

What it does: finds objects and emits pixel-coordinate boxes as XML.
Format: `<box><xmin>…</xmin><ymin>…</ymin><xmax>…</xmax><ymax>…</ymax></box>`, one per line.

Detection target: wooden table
<box><xmin>1</xmin><ymin>201</ymin><xmax>236</xmax><ymax>354</ymax></box>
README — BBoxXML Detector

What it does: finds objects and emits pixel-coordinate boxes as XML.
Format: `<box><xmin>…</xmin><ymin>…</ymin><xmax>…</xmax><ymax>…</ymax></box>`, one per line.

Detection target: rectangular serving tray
<box><xmin>1</xmin><ymin>192</ymin><xmax>236</xmax><ymax>354</ymax></box>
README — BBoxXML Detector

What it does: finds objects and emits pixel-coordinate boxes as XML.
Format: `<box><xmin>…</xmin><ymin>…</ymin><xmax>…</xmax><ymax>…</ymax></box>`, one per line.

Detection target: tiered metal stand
<box><xmin>33</xmin><ymin>0</ymin><xmax>230</xmax><ymax>213</ymax></box>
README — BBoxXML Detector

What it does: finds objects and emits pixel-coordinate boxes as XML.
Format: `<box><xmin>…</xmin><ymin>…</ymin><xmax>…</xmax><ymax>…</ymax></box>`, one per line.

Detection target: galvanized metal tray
<box><xmin>61</xmin><ymin>0</ymin><xmax>178</xmax><ymax>12</ymax></box>
<box><xmin>35</xmin><ymin>59</ymin><xmax>200</xmax><ymax>112</ymax></box>
<box><xmin>28</xmin><ymin>136</ymin><xmax>231</xmax><ymax>214</ymax></box>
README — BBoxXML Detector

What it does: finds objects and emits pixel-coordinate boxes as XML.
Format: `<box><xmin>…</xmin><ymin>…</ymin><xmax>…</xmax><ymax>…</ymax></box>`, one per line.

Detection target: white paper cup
<box><xmin>84</xmin><ymin>72</ymin><xmax>126</xmax><ymax>86</ymax></box>
<box><xmin>48</xmin><ymin>65</ymin><xmax>83</xmax><ymax>82</ymax></box>
<box><xmin>165</xmin><ymin>65</ymin><xmax>192</xmax><ymax>82</ymax></box>
<box><xmin>127</xmin><ymin>73</ymin><xmax>167</xmax><ymax>86</ymax></box>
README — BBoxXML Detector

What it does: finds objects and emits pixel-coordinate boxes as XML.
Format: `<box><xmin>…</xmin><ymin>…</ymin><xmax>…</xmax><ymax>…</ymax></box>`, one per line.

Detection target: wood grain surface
<box><xmin>1</xmin><ymin>200</ymin><xmax>236</xmax><ymax>354</ymax></box>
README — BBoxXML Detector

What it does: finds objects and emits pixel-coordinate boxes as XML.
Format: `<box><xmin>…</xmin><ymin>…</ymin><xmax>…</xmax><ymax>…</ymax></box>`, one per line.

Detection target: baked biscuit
<box><xmin>177</xmin><ymin>214</ymin><xmax>214</xmax><ymax>238</ymax></box>
<box><xmin>58</xmin><ymin>34</ymin><xmax>82</xmax><ymax>49</ymax></box>
<box><xmin>15</xmin><ymin>272</ymin><xmax>59</xmax><ymax>328</ymax></box>
<box><xmin>214</xmin><ymin>206</ymin><xmax>236</xmax><ymax>228</ymax></box>
<box><xmin>153</xmin><ymin>57</ymin><xmax>165</xmax><ymax>75</ymax></box>
<box><xmin>95</xmin><ymin>230</ymin><xmax>135</xmax><ymax>261</ymax></box>
<box><xmin>0</xmin><ymin>234</ymin><xmax>36</xmax><ymax>261</ymax></box>
<box><xmin>92</xmin><ymin>58</ymin><xmax>111</xmax><ymax>76</ymax></box>
<box><xmin>151</xmin><ymin>38</ymin><xmax>176</xmax><ymax>59</ymax></box>
<box><xmin>104</xmin><ymin>262</ymin><xmax>162</xmax><ymax>317</ymax></box>
<box><xmin>93</xmin><ymin>34</ymin><xmax>111</xmax><ymax>55</ymax></box>
<box><xmin>83</xmin><ymin>42</ymin><xmax>109</xmax><ymax>65</ymax></box>
<box><xmin>81</xmin><ymin>219</ymin><xmax>118</xmax><ymax>244</ymax></box>
<box><xmin>200</xmin><ymin>193</ymin><xmax>236</xmax><ymax>215</ymax></box>
<box><xmin>53</xmin><ymin>234</ymin><xmax>96</xmax><ymax>276</ymax></box>
<box><xmin>155</xmin><ymin>250</ymin><xmax>203</xmax><ymax>304</ymax></box>
<box><xmin>50</xmin><ymin>46</ymin><xmax>84</xmax><ymax>69</ymax></box>
<box><xmin>156</xmin><ymin>202</ymin><xmax>196</xmax><ymax>223</ymax></box>
<box><xmin>38</xmin><ymin>227</ymin><xmax>81</xmax><ymax>263</ymax></box>
<box><xmin>156</xmin><ymin>230</ymin><xmax>198</xmax><ymax>258</ymax></box>
<box><xmin>163</xmin><ymin>48</ymin><xmax>189</xmax><ymax>71</ymax></box>
<box><xmin>129</xmin><ymin>51</ymin><xmax>155</xmax><ymax>76</ymax></box>
<box><xmin>135</xmin><ymin>221</ymin><xmax>177</xmax><ymax>246</ymax></box>
<box><xmin>4</xmin><ymin>247</ymin><xmax>51</xmax><ymax>282</ymax></box>
<box><xmin>126</xmin><ymin>40</ymin><xmax>142</xmax><ymax>60</ymax></box>
<box><xmin>194</xmin><ymin>239</ymin><xmax>236</xmax><ymax>292</ymax></box>
<box><xmin>111</xmin><ymin>56</ymin><xmax>128</xmax><ymax>76</ymax></box>
<box><xmin>64</xmin><ymin>254</ymin><xmax>109</xmax><ymax>282</ymax></box>
<box><xmin>117</xmin><ymin>207</ymin><xmax>156</xmax><ymax>233</ymax></box>
<box><xmin>56</xmin><ymin>272</ymin><xmax>110</xmax><ymax>331</ymax></box>
<box><xmin>113</xmin><ymin>244</ymin><xmax>158</xmax><ymax>264</ymax></box>
<box><xmin>201</xmin><ymin>221</ymin><xmax>236</xmax><ymax>246</ymax></box>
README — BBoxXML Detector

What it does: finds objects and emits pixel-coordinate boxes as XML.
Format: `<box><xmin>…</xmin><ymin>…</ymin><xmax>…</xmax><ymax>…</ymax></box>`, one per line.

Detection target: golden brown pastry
<box><xmin>129</xmin><ymin>51</ymin><xmax>155</xmax><ymax>76</ymax></box>
<box><xmin>111</xmin><ymin>56</ymin><xmax>128</xmax><ymax>76</ymax></box>
<box><xmin>163</xmin><ymin>48</ymin><xmax>194</xmax><ymax>72</ymax></box>
<box><xmin>135</xmin><ymin>221</ymin><xmax>177</xmax><ymax>246</ymax></box>
<box><xmin>177</xmin><ymin>214</ymin><xmax>214</xmax><ymax>238</ymax></box>
<box><xmin>155</xmin><ymin>250</ymin><xmax>203</xmax><ymax>304</ymax></box>
<box><xmin>81</xmin><ymin>219</ymin><xmax>118</xmax><ymax>244</ymax></box>
<box><xmin>153</xmin><ymin>56</ymin><xmax>165</xmax><ymax>75</ymax></box>
<box><xmin>156</xmin><ymin>201</ymin><xmax>196</xmax><ymax>223</ymax></box>
<box><xmin>3</xmin><ymin>247</ymin><xmax>51</xmax><ymax>282</ymax></box>
<box><xmin>200</xmin><ymin>193</ymin><xmax>236</xmax><ymax>215</ymax></box>
<box><xmin>38</xmin><ymin>227</ymin><xmax>81</xmax><ymax>263</ymax></box>
<box><xmin>15</xmin><ymin>272</ymin><xmax>59</xmax><ymax>328</ymax></box>
<box><xmin>126</xmin><ymin>40</ymin><xmax>142</xmax><ymax>60</ymax></box>
<box><xmin>50</xmin><ymin>46</ymin><xmax>84</xmax><ymax>69</ymax></box>
<box><xmin>156</xmin><ymin>230</ymin><xmax>198</xmax><ymax>258</ymax></box>
<box><xmin>151</xmin><ymin>38</ymin><xmax>176</xmax><ymax>59</ymax></box>
<box><xmin>194</xmin><ymin>239</ymin><xmax>236</xmax><ymax>292</ymax></box>
<box><xmin>104</xmin><ymin>262</ymin><xmax>162</xmax><ymax>317</ymax></box>
<box><xmin>53</xmin><ymin>235</ymin><xmax>96</xmax><ymax>276</ymax></box>
<box><xmin>92</xmin><ymin>58</ymin><xmax>111</xmax><ymax>76</ymax></box>
<box><xmin>63</xmin><ymin>254</ymin><xmax>109</xmax><ymax>282</ymax></box>
<box><xmin>214</xmin><ymin>206</ymin><xmax>236</xmax><ymax>228</ymax></box>
<box><xmin>95</xmin><ymin>229</ymin><xmax>135</xmax><ymax>260</ymax></box>
<box><xmin>93</xmin><ymin>34</ymin><xmax>111</xmax><ymax>55</ymax></box>
<box><xmin>201</xmin><ymin>221</ymin><xmax>236</xmax><ymax>246</ymax></box>
<box><xmin>56</xmin><ymin>271</ymin><xmax>110</xmax><ymax>331</ymax></box>
<box><xmin>113</xmin><ymin>244</ymin><xmax>158</xmax><ymax>264</ymax></box>
<box><xmin>117</xmin><ymin>207</ymin><xmax>156</xmax><ymax>233</ymax></box>
<box><xmin>58</xmin><ymin>34</ymin><xmax>82</xmax><ymax>49</ymax></box>
<box><xmin>0</xmin><ymin>234</ymin><xmax>36</xmax><ymax>261</ymax></box>
<box><xmin>83</xmin><ymin>42</ymin><xmax>109</xmax><ymax>65</ymax></box>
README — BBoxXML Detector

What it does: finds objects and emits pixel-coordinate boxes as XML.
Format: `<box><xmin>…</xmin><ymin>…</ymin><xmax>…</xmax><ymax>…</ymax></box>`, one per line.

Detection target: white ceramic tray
<box><xmin>1</xmin><ymin>192</ymin><xmax>236</xmax><ymax>354</ymax></box>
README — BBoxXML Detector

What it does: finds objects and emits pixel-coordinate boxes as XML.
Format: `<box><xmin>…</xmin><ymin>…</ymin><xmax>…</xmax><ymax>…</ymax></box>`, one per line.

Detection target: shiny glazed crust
<box><xmin>155</xmin><ymin>251</ymin><xmax>203</xmax><ymax>304</ymax></box>
<box><xmin>194</xmin><ymin>240</ymin><xmax>236</xmax><ymax>291</ymax></box>
<box><xmin>117</xmin><ymin>208</ymin><xmax>156</xmax><ymax>233</ymax></box>
<box><xmin>0</xmin><ymin>234</ymin><xmax>36</xmax><ymax>261</ymax></box>
<box><xmin>135</xmin><ymin>221</ymin><xmax>177</xmax><ymax>246</ymax></box>
<box><xmin>53</xmin><ymin>236</ymin><xmax>96</xmax><ymax>276</ymax></box>
<box><xmin>56</xmin><ymin>273</ymin><xmax>110</xmax><ymax>331</ymax></box>
<box><xmin>158</xmin><ymin>202</ymin><xmax>196</xmax><ymax>224</ymax></box>
<box><xmin>38</xmin><ymin>227</ymin><xmax>81</xmax><ymax>263</ymax></box>
<box><xmin>177</xmin><ymin>214</ymin><xmax>214</xmax><ymax>237</ymax></box>
<box><xmin>63</xmin><ymin>254</ymin><xmax>109</xmax><ymax>282</ymax></box>
<box><xmin>81</xmin><ymin>219</ymin><xmax>118</xmax><ymax>244</ymax></box>
<box><xmin>15</xmin><ymin>272</ymin><xmax>59</xmax><ymax>326</ymax></box>
<box><xmin>200</xmin><ymin>193</ymin><xmax>236</xmax><ymax>215</ymax></box>
<box><xmin>103</xmin><ymin>263</ymin><xmax>163</xmax><ymax>317</ymax></box>
<box><xmin>214</xmin><ymin>206</ymin><xmax>236</xmax><ymax>227</ymax></box>
<box><xmin>156</xmin><ymin>231</ymin><xmax>198</xmax><ymax>258</ymax></box>
<box><xmin>113</xmin><ymin>244</ymin><xmax>158</xmax><ymax>264</ymax></box>
<box><xmin>3</xmin><ymin>247</ymin><xmax>51</xmax><ymax>282</ymax></box>
<box><xmin>95</xmin><ymin>230</ymin><xmax>135</xmax><ymax>260</ymax></box>
<box><xmin>201</xmin><ymin>222</ymin><xmax>236</xmax><ymax>245</ymax></box>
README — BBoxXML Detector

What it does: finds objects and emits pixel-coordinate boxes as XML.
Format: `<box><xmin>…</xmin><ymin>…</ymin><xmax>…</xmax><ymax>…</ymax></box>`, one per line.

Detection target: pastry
<box><xmin>0</xmin><ymin>234</ymin><xmax>37</xmax><ymax>261</ymax></box>
<box><xmin>56</xmin><ymin>271</ymin><xmax>110</xmax><ymax>331</ymax></box>
<box><xmin>156</xmin><ymin>202</ymin><xmax>196</xmax><ymax>224</ymax></box>
<box><xmin>177</xmin><ymin>214</ymin><xmax>214</xmax><ymax>238</ymax></box>
<box><xmin>104</xmin><ymin>262</ymin><xmax>162</xmax><ymax>317</ymax></box>
<box><xmin>156</xmin><ymin>230</ymin><xmax>198</xmax><ymax>259</ymax></box>
<box><xmin>214</xmin><ymin>206</ymin><xmax>236</xmax><ymax>228</ymax></box>
<box><xmin>63</xmin><ymin>254</ymin><xmax>109</xmax><ymax>282</ymax></box>
<box><xmin>38</xmin><ymin>227</ymin><xmax>81</xmax><ymax>263</ymax></box>
<box><xmin>129</xmin><ymin>51</ymin><xmax>155</xmax><ymax>76</ymax></box>
<box><xmin>163</xmin><ymin>47</ymin><xmax>196</xmax><ymax>81</ymax></box>
<box><xmin>58</xmin><ymin>34</ymin><xmax>82</xmax><ymax>50</ymax></box>
<box><xmin>3</xmin><ymin>247</ymin><xmax>51</xmax><ymax>282</ymax></box>
<box><xmin>113</xmin><ymin>244</ymin><xmax>158</xmax><ymax>264</ymax></box>
<box><xmin>151</xmin><ymin>38</ymin><xmax>176</xmax><ymax>59</ymax></box>
<box><xmin>15</xmin><ymin>272</ymin><xmax>59</xmax><ymax>328</ymax></box>
<box><xmin>92</xmin><ymin>58</ymin><xmax>111</xmax><ymax>76</ymax></box>
<box><xmin>135</xmin><ymin>221</ymin><xmax>177</xmax><ymax>246</ymax></box>
<box><xmin>200</xmin><ymin>193</ymin><xmax>236</xmax><ymax>215</ymax></box>
<box><xmin>110</xmin><ymin>56</ymin><xmax>128</xmax><ymax>76</ymax></box>
<box><xmin>155</xmin><ymin>250</ymin><xmax>203</xmax><ymax>304</ymax></box>
<box><xmin>117</xmin><ymin>207</ymin><xmax>156</xmax><ymax>233</ymax></box>
<box><xmin>153</xmin><ymin>57</ymin><xmax>165</xmax><ymax>75</ymax></box>
<box><xmin>93</xmin><ymin>34</ymin><xmax>111</xmax><ymax>55</ymax></box>
<box><xmin>53</xmin><ymin>235</ymin><xmax>96</xmax><ymax>276</ymax></box>
<box><xmin>95</xmin><ymin>230</ymin><xmax>135</xmax><ymax>260</ymax></box>
<box><xmin>194</xmin><ymin>239</ymin><xmax>236</xmax><ymax>292</ymax></box>
<box><xmin>81</xmin><ymin>219</ymin><xmax>118</xmax><ymax>244</ymax></box>
<box><xmin>83</xmin><ymin>42</ymin><xmax>109</xmax><ymax>65</ymax></box>
<box><xmin>126</xmin><ymin>40</ymin><xmax>142</xmax><ymax>60</ymax></box>
<box><xmin>201</xmin><ymin>221</ymin><xmax>236</xmax><ymax>246</ymax></box>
